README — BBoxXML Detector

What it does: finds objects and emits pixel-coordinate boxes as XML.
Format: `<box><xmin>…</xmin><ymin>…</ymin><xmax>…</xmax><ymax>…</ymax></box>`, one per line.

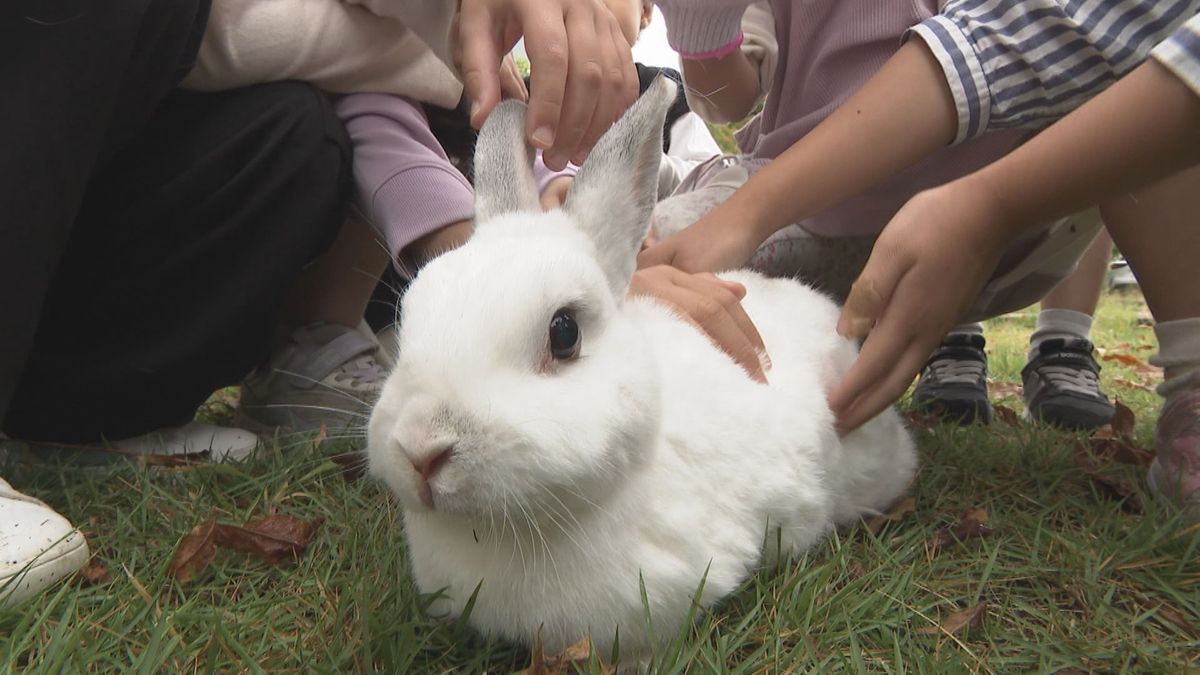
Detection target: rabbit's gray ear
<box><xmin>565</xmin><ymin>76</ymin><xmax>676</xmax><ymax>297</ymax></box>
<box><xmin>474</xmin><ymin>100</ymin><xmax>540</xmax><ymax>222</ymax></box>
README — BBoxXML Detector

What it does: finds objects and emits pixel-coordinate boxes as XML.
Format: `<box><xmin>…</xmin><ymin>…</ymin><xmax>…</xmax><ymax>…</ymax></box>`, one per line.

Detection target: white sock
<box><xmin>949</xmin><ymin>322</ymin><xmax>983</xmax><ymax>338</ymax></box>
<box><xmin>1028</xmin><ymin>309</ymin><xmax>1093</xmax><ymax>362</ymax></box>
<box><xmin>1151</xmin><ymin>317</ymin><xmax>1200</xmax><ymax>398</ymax></box>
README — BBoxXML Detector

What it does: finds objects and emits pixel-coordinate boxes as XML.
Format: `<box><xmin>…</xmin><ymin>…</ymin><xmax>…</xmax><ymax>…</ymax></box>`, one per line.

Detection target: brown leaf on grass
<box><xmin>213</xmin><ymin>515</ymin><xmax>324</xmax><ymax>566</ymax></box>
<box><xmin>989</xmin><ymin>381</ymin><xmax>1024</xmax><ymax>400</ymax></box>
<box><xmin>931</xmin><ymin>509</ymin><xmax>993</xmax><ymax>554</ymax></box>
<box><xmin>329</xmin><ymin>452</ymin><xmax>368</xmax><ymax>483</ymax></box>
<box><xmin>1101</xmin><ymin>352</ymin><xmax>1163</xmax><ymax>379</ymax></box>
<box><xmin>1101</xmin><ymin>352</ymin><xmax>1141</xmax><ymax>366</ymax></box>
<box><xmin>522</xmin><ymin>633</ymin><xmax>610</xmax><ymax>675</ymax></box>
<box><xmin>992</xmin><ymin>404</ymin><xmax>1020</xmax><ymax>426</ymax></box>
<box><xmin>1130</xmin><ymin>592</ymin><xmax>1200</xmax><ymax>639</ymax></box>
<box><xmin>1091</xmin><ymin>438</ymin><xmax>1155</xmax><ymax>467</ymax></box>
<box><xmin>902</xmin><ymin>410</ymin><xmax>940</xmax><ymax>433</ymax></box>
<box><xmin>1073</xmin><ymin>453</ymin><xmax>1143</xmax><ymax>513</ymax></box>
<box><xmin>865</xmin><ymin>496</ymin><xmax>916</xmax><ymax>535</ymax></box>
<box><xmin>75</xmin><ymin>563</ymin><xmax>110</xmax><ymax>586</ymax></box>
<box><xmin>1082</xmin><ymin>402</ymin><xmax>1154</xmax><ymax>467</ymax></box>
<box><xmin>846</xmin><ymin>560</ymin><xmax>866</xmax><ymax>581</ymax></box>
<box><xmin>168</xmin><ymin>517</ymin><xmax>218</xmax><ymax>583</ymax></box>
<box><xmin>918</xmin><ymin>602</ymin><xmax>987</xmax><ymax>636</ymax></box>
<box><xmin>1156</xmin><ymin>604</ymin><xmax>1200</xmax><ymax>639</ymax></box>
<box><xmin>1108</xmin><ymin>400</ymin><xmax>1136</xmax><ymax>440</ymax></box>
<box><xmin>1112</xmin><ymin>376</ymin><xmax>1154</xmax><ymax>392</ymax></box>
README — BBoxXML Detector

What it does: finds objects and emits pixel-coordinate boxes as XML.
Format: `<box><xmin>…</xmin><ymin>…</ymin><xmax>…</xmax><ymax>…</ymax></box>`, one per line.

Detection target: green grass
<box><xmin>4</xmin><ymin>289</ymin><xmax>1198</xmax><ymax>673</ymax></box>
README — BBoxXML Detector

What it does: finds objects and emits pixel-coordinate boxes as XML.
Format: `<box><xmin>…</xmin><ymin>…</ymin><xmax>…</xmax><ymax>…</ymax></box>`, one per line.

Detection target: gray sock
<box><xmin>1151</xmin><ymin>317</ymin><xmax>1200</xmax><ymax>398</ymax></box>
<box><xmin>1028</xmin><ymin>309</ymin><xmax>1093</xmax><ymax>362</ymax></box>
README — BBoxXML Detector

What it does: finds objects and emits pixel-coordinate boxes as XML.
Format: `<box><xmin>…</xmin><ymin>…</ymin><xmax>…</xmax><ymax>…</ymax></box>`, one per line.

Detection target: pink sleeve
<box><xmin>334</xmin><ymin>93</ymin><xmax>475</xmax><ymax>275</ymax></box>
<box><xmin>533</xmin><ymin>150</ymin><xmax>578</xmax><ymax>193</ymax></box>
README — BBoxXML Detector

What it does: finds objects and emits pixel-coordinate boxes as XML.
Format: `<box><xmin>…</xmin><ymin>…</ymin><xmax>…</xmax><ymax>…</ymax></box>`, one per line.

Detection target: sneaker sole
<box><xmin>0</xmin><ymin>533</ymin><xmax>89</xmax><ymax>606</ymax></box>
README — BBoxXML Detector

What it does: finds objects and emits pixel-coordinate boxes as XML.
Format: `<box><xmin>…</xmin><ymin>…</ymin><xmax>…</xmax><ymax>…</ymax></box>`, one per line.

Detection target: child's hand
<box><xmin>630</xmin><ymin>265</ymin><xmax>769</xmax><ymax>383</ymax></box>
<box><xmin>539</xmin><ymin>176</ymin><xmax>573</xmax><ymax>210</ymax></box>
<box><xmin>827</xmin><ymin>179</ymin><xmax>1008</xmax><ymax>434</ymax></box>
<box><xmin>637</xmin><ymin>213</ymin><xmax>764</xmax><ymax>273</ymax></box>
<box><xmin>499</xmin><ymin>53</ymin><xmax>528</xmax><ymax>102</ymax></box>
<box><xmin>458</xmin><ymin>0</ymin><xmax>638</xmax><ymax>170</ymax></box>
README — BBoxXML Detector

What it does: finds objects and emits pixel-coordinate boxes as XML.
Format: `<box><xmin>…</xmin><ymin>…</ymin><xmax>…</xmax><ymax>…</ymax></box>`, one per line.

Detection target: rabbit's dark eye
<box><xmin>548</xmin><ymin>308</ymin><xmax>581</xmax><ymax>360</ymax></box>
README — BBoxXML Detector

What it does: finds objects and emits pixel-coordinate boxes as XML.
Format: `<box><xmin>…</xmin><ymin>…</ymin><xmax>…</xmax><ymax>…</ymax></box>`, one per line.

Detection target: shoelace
<box><xmin>926</xmin><ymin>354</ymin><xmax>985</xmax><ymax>385</ymax></box>
<box><xmin>1036</xmin><ymin>362</ymin><xmax>1103</xmax><ymax>398</ymax></box>
<box><xmin>332</xmin><ymin>354</ymin><xmax>388</xmax><ymax>388</ymax></box>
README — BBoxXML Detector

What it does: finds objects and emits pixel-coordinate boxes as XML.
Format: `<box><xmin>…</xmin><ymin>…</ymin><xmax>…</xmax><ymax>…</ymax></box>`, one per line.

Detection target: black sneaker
<box><xmin>912</xmin><ymin>334</ymin><xmax>992</xmax><ymax>425</ymax></box>
<box><xmin>1021</xmin><ymin>337</ymin><xmax>1115</xmax><ymax>430</ymax></box>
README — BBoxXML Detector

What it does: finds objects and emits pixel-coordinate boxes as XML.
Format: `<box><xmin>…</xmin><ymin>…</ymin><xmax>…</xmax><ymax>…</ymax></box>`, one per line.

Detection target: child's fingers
<box><xmin>831</xmin><ymin>334</ymin><xmax>928</xmax><ymax>434</ymax></box>
<box><xmin>460</xmin><ymin>4</ymin><xmax>504</xmax><ymax>128</ymax></box>
<box><xmin>670</xmin><ymin>270</ymin><xmax>768</xmax><ymax>382</ymax></box>
<box><xmin>520</xmin><ymin>5</ymin><xmax>571</xmax><ymax>149</ymax></box>
<box><xmin>636</xmin><ymin>240</ymin><xmax>675</xmax><ymax>269</ymax></box>
<box><xmin>499</xmin><ymin>54</ymin><xmax>529</xmax><ymax>102</ymax></box>
<box><xmin>543</xmin><ymin>5</ymin><xmax>602</xmax><ymax>169</ymax></box>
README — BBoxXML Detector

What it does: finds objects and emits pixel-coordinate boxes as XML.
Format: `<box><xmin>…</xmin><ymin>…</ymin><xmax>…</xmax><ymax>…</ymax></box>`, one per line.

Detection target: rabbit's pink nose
<box><xmin>411</xmin><ymin>445</ymin><xmax>454</xmax><ymax>483</ymax></box>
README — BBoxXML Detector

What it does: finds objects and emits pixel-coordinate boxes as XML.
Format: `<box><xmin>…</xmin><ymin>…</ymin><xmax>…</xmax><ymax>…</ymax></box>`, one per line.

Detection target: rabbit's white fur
<box><xmin>368</xmin><ymin>78</ymin><xmax>916</xmax><ymax>662</ymax></box>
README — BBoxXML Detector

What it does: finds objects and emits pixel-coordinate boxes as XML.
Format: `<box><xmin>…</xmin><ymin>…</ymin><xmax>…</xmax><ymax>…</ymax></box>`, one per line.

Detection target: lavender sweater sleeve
<box><xmin>655</xmin><ymin>0</ymin><xmax>756</xmax><ymax>59</ymax></box>
<box><xmin>334</xmin><ymin>93</ymin><xmax>474</xmax><ymax>276</ymax></box>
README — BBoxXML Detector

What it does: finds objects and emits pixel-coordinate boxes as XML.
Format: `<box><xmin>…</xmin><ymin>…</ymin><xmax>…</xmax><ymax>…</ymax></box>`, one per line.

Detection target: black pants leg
<box><xmin>1</xmin><ymin>0</ymin><xmax>211</xmax><ymax>421</ymax></box>
<box><xmin>1</xmin><ymin>3</ymin><xmax>353</xmax><ymax>441</ymax></box>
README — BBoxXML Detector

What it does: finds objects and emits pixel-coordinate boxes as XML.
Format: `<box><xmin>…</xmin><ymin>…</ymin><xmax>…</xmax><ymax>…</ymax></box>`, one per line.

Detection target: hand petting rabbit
<box><xmin>367</xmin><ymin>76</ymin><xmax>917</xmax><ymax>666</ymax></box>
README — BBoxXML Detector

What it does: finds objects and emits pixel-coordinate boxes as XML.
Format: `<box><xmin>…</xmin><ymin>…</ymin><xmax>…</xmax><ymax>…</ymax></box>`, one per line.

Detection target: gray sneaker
<box><xmin>912</xmin><ymin>334</ymin><xmax>993</xmax><ymax>425</ymax></box>
<box><xmin>238</xmin><ymin>322</ymin><xmax>388</xmax><ymax>434</ymax></box>
<box><xmin>1021</xmin><ymin>338</ymin><xmax>1114</xmax><ymax>431</ymax></box>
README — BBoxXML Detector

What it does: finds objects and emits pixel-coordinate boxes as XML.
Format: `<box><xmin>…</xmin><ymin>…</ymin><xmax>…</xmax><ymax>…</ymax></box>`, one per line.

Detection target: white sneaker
<box><xmin>114</xmin><ymin>421</ymin><xmax>259</xmax><ymax>462</ymax></box>
<box><xmin>0</xmin><ymin>477</ymin><xmax>89</xmax><ymax>605</ymax></box>
<box><xmin>1</xmin><ymin>421</ymin><xmax>259</xmax><ymax>466</ymax></box>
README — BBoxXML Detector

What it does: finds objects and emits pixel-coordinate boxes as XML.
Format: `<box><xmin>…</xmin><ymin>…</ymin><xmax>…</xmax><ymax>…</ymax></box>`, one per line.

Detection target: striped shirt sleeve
<box><xmin>1152</xmin><ymin>14</ymin><xmax>1200</xmax><ymax>96</ymax></box>
<box><xmin>909</xmin><ymin>0</ymin><xmax>1200</xmax><ymax>145</ymax></box>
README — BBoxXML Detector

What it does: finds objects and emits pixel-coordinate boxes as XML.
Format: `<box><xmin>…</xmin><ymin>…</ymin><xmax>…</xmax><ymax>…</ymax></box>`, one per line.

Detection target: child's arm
<box><xmin>639</xmin><ymin>38</ymin><xmax>958</xmax><ymax>272</ymax></box>
<box><xmin>660</xmin><ymin>1</ymin><xmax>774</xmax><ymax>124</ymax></box>
<box><xmin>830</xmin><ymin>47</ymin><xmax>1200</xmax><ymax>432</ymax></box>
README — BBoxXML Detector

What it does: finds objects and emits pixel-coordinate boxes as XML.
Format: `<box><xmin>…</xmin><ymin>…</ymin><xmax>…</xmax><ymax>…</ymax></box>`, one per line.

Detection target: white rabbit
<box><xmin>367</xmin><ymin>77</ymin><xmax>917</xmax><ymax>665</ymax></box>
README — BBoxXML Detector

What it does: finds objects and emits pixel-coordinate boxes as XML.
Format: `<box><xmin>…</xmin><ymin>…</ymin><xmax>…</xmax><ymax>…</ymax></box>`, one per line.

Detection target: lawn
<box><xmin>3</xmin><ymin>288</ymin><xmax>1197</xmax><ymax>673</ymax></box>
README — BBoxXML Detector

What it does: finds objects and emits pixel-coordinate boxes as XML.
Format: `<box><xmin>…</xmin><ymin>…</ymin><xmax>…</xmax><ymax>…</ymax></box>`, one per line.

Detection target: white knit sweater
<box><xmin>182</xmin><ymin>0</ymin><xmax>464</xmax><ymax>108</ymax></box>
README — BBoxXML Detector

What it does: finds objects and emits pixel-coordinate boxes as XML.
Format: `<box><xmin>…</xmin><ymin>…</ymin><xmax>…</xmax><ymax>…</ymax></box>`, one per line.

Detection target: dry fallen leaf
<box><xmin>866</xmin><ymin>496</ymin><xmax>916</xmax><ymax>534</ymax></box>
<box><xmin>902</xmin><ymin>410</ymin><xmax>940</xmax><ymax>433</ymax></box>
<box><xmin>1101</xmin><ymin>352</ymin><xmax>1141</xmax><ymax>367</ymax></box>
<box><xmin>989</xmin><ymin>381</ymin><xmax>1024</xmax><ymax>400</ymax></box>
<box><xmin>521</xmin><ymin>633</ymin><xmax>610</xmax><ymax>675</ymax></box>
<box><xmin>992</xmin><ymin>404</ymin><xmax>1020</xmax><ymax>426</ymax></box>
<box><xmin>1073</xmin><ymin>453</ymin><xmax>1143</xmax><ymax>513</ymax></box>
<box><xmin>931</xmin><ymin>509</ymin><xmax>993</xmax><ymax>554</ymax></box>
<box><xmin>214</xmin><ymin>515</ymin><xmax>324</xmax><ymax>566</ymax></box>
<box><xmin>168</xmin><ymin>517</ymin><xmax>218</xmax><ymax>583</ymax></box>
<box><xmin>75</xmin><ymin>563</ymin><xmax>110</xmax><ymax>586</ymax></box>
<box><xmin>1112</xmin><ymin>376</ymin><xmax>1154</xmax><ymax>392</ymax></box>
<box><xmin>1108</xmin><ymin>401</ymin><xmax>1136</xmax><ymax>440</ymax></box>
<box><xmin>919</xmin><ymin>602</ymin><xmax>987</xmax><ymax>636</ymax></box>
<box><xmin>1101</xmin><ymin>353</ymin><xmax>1163</xmax><ymax>379</ymax></box>
<box><xmin>1082</xmin><ymin>402</ymin><xmax>1154</xmax><ymax>467</ymax></box>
